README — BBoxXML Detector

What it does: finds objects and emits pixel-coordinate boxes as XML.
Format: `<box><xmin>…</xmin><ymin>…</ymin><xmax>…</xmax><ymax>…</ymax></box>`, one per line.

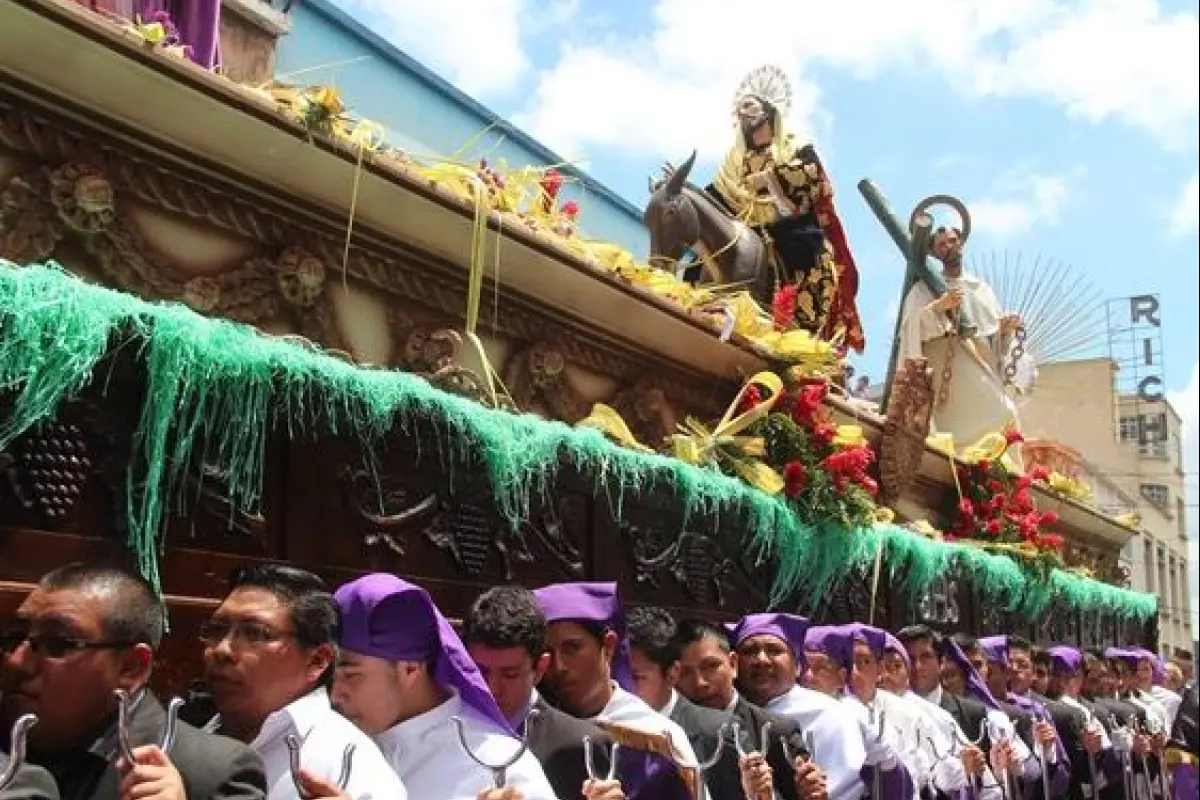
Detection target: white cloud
<box><xmin>966</xmin><ymin>169</ymin><xmax>1079</xmax><ymax>238</ymax></box>
<box><xmin>1166</xmin><ymin>362</ymin><xmax>1199</xmax><ymax>637</ymax></box>
<box><xmin>335</xmin><ymin>0</ymin><xmax>530</xmax><ymax>97</ymax></box>
<box><xmin>1168</xmin><ymin>172</ymin><xmax>1199</xmax><ymax>237</ymax></box>
<box><xmin>970</xmin><ymin>0</ymin><xmax>1199</xmax><ymax>149</ymax></box>
<box><xmin>511</xmin><ymin>0</ymin><xmax>1197</xmax><ymax>161</ymax></box>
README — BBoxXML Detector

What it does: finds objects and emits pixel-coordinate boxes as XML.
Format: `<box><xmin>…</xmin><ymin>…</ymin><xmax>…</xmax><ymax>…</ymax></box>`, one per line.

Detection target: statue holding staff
<box><xmin>862</xmin><ymin>184</ymin><xmax>1030</xmax><ymax>453</ymax></box>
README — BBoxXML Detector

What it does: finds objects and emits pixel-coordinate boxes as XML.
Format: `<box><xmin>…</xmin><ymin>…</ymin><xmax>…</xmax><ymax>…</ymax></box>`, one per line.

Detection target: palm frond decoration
<box><xmin>970</xmin><ymin>251</ymin><xmax>1107</xmax><ymax>364</ymax></box>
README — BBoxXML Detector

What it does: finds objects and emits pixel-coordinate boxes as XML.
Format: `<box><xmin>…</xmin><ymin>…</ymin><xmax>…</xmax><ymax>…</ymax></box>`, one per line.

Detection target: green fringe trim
<box><xmin>0</xmin><ymin>262</ymin><xmax>1159</xmax><ymax>622</ymax></box>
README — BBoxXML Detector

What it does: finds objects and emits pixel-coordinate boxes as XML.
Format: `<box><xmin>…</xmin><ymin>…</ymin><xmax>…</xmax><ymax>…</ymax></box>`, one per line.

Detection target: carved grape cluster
<box><xmin>17</xmin><ymin>421</ymin><xmax>91</xmax><ymax>519</ymax></box>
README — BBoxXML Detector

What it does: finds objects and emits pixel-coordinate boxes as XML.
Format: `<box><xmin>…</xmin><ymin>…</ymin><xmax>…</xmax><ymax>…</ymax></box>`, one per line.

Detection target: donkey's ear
<box><xmin>648</xmin><ymin>175</ymin><xmax>657</xmax><ymax>193</ymax></box>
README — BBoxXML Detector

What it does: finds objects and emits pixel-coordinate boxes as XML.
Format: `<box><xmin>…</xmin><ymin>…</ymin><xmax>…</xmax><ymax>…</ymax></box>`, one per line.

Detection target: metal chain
<box><xmin>1003</xmin><ymin>325</ymin><xmax>1027</xmax><ymax>385</ymax></box>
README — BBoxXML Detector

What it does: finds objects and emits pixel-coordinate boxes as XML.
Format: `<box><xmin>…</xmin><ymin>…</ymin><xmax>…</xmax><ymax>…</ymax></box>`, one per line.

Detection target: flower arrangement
<box><xmin>739</xmin><ymin>378</ymin><xmax>879</xmax><ymax>531</ymax></box>
<box><xmin>948</xmin><ymin>428</ymin><xmax>1065</xmax><ymax>568</ymax></box>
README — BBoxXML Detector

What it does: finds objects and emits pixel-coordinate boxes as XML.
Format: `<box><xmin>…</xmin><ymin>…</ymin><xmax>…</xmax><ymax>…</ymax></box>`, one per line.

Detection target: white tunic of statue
<box><xmin>767</xmin><ymin>685</ymin><xmax>869</xmax><ymax>800</ymax></box>
<box><xmin>898</xmin><ymin>273</ymin><xmax>1024</xmax><ymax>448</ymax></box>
<box><xmin>374</xmin><ymin>692</ymin><xmax>557</xmax><ymax>800</ymax></box>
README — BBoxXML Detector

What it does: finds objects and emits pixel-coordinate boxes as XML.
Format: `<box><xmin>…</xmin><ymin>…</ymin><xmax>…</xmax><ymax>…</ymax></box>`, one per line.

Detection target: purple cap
<box><xmin>803</xmin><ymin>624</ymin><xmax>861</xmax><ymax>670</ymax></box>
<box><xmin>940</xmin><ymin>638</ymin><xmax>1000</xmax><ymax>710</ymax></box>
<box><xmin>334</xmin><ymin>573</ymin><xmax>513</xmax><ymax>736</ymax></box>
<box><xmin>731</xmin><ymin>613</ymin><xmax>810</xmax><ymax>655</ymax></box>
<box><xmin>978</xmin><ymin>635</ymin><xmax>1009</xmax><ymax>667</ymax></box>
<box><xmin>882</xmin><ymin>631</ymin><xmax>910</xmax><ymax>670</ymax></box>
<box><xmin>1104</xmin><ymin>647</ymin><xmax>1139</xmax><ymax>666</ymax></box>
<box><xmin>1128</xmin><ymin>647</ymin><xmax>1164</xmax><ymax>683</ymax></box>
<box><xmin>1046</xmin><ymin>645</ymin><xmax>1083</xmax><ymax>676</ymax></box>
<box><xmin>533</xmin><ymin>582</ymin><xmax>633</xmax><ymax>690</ymax></box>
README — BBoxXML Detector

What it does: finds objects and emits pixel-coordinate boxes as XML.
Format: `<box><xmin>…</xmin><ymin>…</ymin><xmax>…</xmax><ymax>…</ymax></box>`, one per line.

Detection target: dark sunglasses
<box><xmin>0</xmin><ymin>632</ymin><xmax>135</xmax><ymax>659</ymax></box>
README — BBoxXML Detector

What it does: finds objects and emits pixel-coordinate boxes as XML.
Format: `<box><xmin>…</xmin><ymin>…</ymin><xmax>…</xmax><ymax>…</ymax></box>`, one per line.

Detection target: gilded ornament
<box><xmin>275</xmin><ymin>247</ymin><xmax>327</xmax><ymax>307</ymax></box>
<box><xmin>182</xmin><ymin>276</ymin><xmax>221</xmax><ymax>313</ymax></box>
<box><xmin>50</xmin><ymin>163</ymin><xmax>116</xmax><ymax>234</ymax></box>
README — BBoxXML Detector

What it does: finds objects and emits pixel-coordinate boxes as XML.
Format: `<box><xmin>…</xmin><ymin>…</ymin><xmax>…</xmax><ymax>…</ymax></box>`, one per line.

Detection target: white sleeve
<box><xmin>810</xmin><ymin>705</ymin><xmax>870</xmax><ymax>800</ymax></box>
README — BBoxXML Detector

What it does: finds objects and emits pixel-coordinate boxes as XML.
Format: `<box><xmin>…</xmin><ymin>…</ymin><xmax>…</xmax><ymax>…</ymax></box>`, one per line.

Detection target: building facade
<box><xmin>1021</xmin><ymin>357</ymin><xmax>1194</xmax><ymax>656</ymax></box>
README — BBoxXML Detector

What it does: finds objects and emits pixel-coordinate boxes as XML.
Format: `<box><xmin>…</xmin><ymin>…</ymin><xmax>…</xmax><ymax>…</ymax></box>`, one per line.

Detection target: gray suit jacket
<box><xmin>43</xmin><ymin>693</ymin><xmax>265</xmax><ymax>800</ymax></box>
<box><xmin>0</xmin><ymin>755</ymin><xmax>58</xmax><ymax>800</ymax></box>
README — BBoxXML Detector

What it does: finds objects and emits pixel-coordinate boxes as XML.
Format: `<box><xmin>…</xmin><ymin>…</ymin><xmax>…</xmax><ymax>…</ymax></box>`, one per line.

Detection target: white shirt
<box><xmin>374</xmin><ymin>692</ymin><xmax>556</xmax><ymax>800</ymax></box>
<box><xmin>913</xmin><ymin>687</ymin><xmax>1003</xmax><ymax>799</ymax></box>
<box><xmin>240</xmin><ymin>688</ymin><xmax>407</xmax><ymax>800</ymax></box>
<box><xmin>658</xmin><ymin>689</ymin><xmax>682</xmax><ymax>720</ymax></box>
<box><xmin>850</xmin><ymin>691</ymin><xmax>928</xmax><ymax>792</ymax></box>
<box><xmin>985</xmin><ymin>707</ymin><xmax>1040</xmax><ymax>783</ymax></box>
<box><xmin>1148</xmin><ymin>685</ymin><xmax>1181</xmax><ymax>731</ymax></box>
<box><xmin>592</xmin><ymin>684</ymin><xmax>700</xmax><ymax>766</ymax></box>
<box><xmin>766</xmin><ymin>685</ymin><xmax>867</xmax><ymax>800</ymax></box>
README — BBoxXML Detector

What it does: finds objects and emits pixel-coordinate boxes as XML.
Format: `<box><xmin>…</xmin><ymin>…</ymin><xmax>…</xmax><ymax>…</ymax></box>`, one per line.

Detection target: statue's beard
<box><xmin>740</xmin><ymin>113</ymin><xmax>771</xmax><ymax>145</ymax></box>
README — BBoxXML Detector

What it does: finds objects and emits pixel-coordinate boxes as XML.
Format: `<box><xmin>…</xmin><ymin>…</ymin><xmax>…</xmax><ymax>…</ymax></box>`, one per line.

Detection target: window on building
<box><xmin>1141</xmin><ymin>483</ymin><xmax>1170</xmax><ymax>510</ymax></box>
<box><xmin>1120</xmin><ymin>415</ymin><xmax>1140</xmax><ymax>443</ymax></box>
<box><xmin>1179</xmin><ymin>497</ymin><xmax>1188</xmax><ymax>539</ymax></box>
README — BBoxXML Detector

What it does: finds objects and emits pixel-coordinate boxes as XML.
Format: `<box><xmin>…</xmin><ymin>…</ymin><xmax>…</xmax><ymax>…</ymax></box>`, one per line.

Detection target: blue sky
<box><xmin>331</xmin><ymin>0</ymin><xmax>1198</xmax><ymax>628</ymax></box>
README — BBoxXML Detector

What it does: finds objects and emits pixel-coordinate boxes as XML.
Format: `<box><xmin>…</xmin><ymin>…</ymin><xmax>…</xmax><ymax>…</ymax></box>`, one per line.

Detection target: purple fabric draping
<box><xmin>124</xmin><ymin>1</ymin><xmax>221</xmax><ymax>69</ymax></box>
<box><xmin>939</xmin><ymin>638</ymin><xmax>1001</xmax><ymax>710</ymax></box>
<box><xmin>334</xmin><ymin>573</ymin><xmax>514</xmax><ymax>736</ymax></box>
<box><xmin>859</xmin><ymin>761</ymin><xmax>915</xmax><ymax>800</ymax></box>
<box><xmin>1171</xmin><ymin>763</ymin><xmax>1198</xmax><ymax>800</ymax></box>
<box><xmin>168</xmin><ymin>0</ymin><xmax>222</xmax><ymax>69</ymax></box>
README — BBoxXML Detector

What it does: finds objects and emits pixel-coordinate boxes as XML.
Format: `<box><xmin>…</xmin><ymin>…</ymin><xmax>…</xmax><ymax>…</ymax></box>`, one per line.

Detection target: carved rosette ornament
<box><xmin>183</xmin><ymin>276</ymin><xmax>222</xmax><ymax>313</ymax></box>
<box><xmin>504</xmin><ymin>342</ymin><xmax>590</xmax><ymax>421</ymax></box>
<box><xmin>49</xmin><ymin>162</ymin><xmax>116</xmax><ymax>234</ymax></box>
<box><xmin>607</xmin><ymin>379</ymin><xmax>679</xmax><ymax>449</ymax></box>
<box><xmin>0</xmin><ymin>171</ymin><xmax>59</xmax><ymax>263</ymax></box>
<box><xmin>880</xmin><ymin>358</ymin><xmax>935</xmax><ymax>502</ymax></box>
<box><xmin>274</xmin><ymin>246</ymin><xmax>327</xmax><ymax>307</ymax></box>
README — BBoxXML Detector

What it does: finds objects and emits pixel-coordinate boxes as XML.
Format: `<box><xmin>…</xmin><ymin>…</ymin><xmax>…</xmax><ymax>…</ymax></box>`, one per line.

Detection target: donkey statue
<box><xmin>642</xmin><ymin>150</ymin><xmax>774</xmax><ymax>305</ymax></box>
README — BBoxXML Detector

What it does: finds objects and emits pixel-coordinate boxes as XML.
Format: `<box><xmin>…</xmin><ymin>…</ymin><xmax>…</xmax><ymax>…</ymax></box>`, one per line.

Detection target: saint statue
<box><xmin>896</xmin><ymin>223</ymin><xmax>1029</xmax><ymax>448</ymax></box>
<box><xmin>707</xmin><ymin>65</ymin><xmax>865</xmax><ymax>352</ymax></box>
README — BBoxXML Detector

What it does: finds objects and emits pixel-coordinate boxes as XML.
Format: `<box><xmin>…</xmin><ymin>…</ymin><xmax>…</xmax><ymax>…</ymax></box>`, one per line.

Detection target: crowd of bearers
<box><xmin>2</xmin><ymin>563</ymin><xmax>1195</xmax><ymax>800</ymax></box>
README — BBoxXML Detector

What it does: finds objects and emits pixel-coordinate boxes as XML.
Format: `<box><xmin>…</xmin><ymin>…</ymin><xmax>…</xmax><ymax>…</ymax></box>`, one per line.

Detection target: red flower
<box><xmin>791</xmin><ymin>383</ymin><xmax>828</xmax><ymax>425</ymax></box>
<box><xmin>1014</xmin><ymin>474</ymin><xmax>1032</xmax><ymax>491</ymax></box>
<box><xmin>561</xmin><ymin>199</ymin><xmax>580</xmax><ymax>218</ymax></box>
<box><xmin>783</xmin><ymin>461</ymin><xmax>808</xmax><ymax>498</ymax></box>
<box><xmin>958</xmin><ymin>498</ymin><xmax>976</xmax><ymax>519</ymax></box>
<box><xmin>772</xmin><ymin>284</ymin><xmax>799</xmax><ymax>332</ymax></box>
<box><xmin>1004</xmin><ymin>427</ymin><xmax>1025</xmax><ymax>445</ymax></box>
<box><xmin>737</xmin><ymin>384</ymin><xmax>763</xmax><ymax>415</ymax></box>
<box><xmin>1037</xmin><ymin>533</ymin><xmax>1065</xmax><ymax>552</ymax></box>
<box><xmin>986</xmin><ymin>479</ymin><xmax>1005</xmax><ymax>493</ymax></box>
<box><xmin>976</xmin><ymin>458</ymin><xmax>992</xmax><ymax>472</ymax></box>
<box><xmin>858</xmin><ymin>475</ymin><xmax>879</xmax><ymax>496</ymax></box>
<box><xmin>1039</xmin><ymin>510</ymin><xmax>1060</xmax><ymax>526</ymax></box>
<box><xmin>1030</xmin><ymin>466</ymin><xmax>1050</xmax><ymax>482</ymax></box>
<box><xmin>812</xmin><ymin>421</ymin><xmax>838</xmax><ymax>446</ymax></box>
<box><xmin>985</xmin><ymin>519</ymin><xmax>1004</xmax><ymax>536</ymax></box>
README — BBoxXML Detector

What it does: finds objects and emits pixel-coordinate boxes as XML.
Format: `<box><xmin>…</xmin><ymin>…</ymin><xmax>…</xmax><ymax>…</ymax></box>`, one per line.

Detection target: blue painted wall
<box><xmin>274</xmin><ymin>0</ymin><xmax>648</xmax><ymax>258</ymax></box>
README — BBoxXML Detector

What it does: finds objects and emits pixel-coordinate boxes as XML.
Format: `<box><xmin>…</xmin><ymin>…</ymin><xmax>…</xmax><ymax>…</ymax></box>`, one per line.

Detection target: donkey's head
<box><xmin>643</xmin><ymin>150</ymin><xmax>700</xmax><ymax>272</ymax></box>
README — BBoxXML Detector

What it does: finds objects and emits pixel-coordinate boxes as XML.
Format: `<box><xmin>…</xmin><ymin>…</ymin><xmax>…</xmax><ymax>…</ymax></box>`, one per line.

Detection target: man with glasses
<box><xmin>0</xmin><ymin>562</ymin><xmax>266</xmax><ymax>800</ymax></box>
<box><xmin>200</xmin><ymin>564</ymin><xmax>404</xmax><ymax>799</ymax></box>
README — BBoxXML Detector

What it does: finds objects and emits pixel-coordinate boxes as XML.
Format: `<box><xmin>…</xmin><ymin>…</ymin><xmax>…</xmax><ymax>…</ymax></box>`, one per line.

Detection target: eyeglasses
<box><xmin>198</xmin><ymin>619</ymin><xmax>290</xmax><ymax>648</ymax></box>
<box><xmin>0</xmin><ymin>632</ymin><xmax>134</xmax><ymax>660</ymax></box>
